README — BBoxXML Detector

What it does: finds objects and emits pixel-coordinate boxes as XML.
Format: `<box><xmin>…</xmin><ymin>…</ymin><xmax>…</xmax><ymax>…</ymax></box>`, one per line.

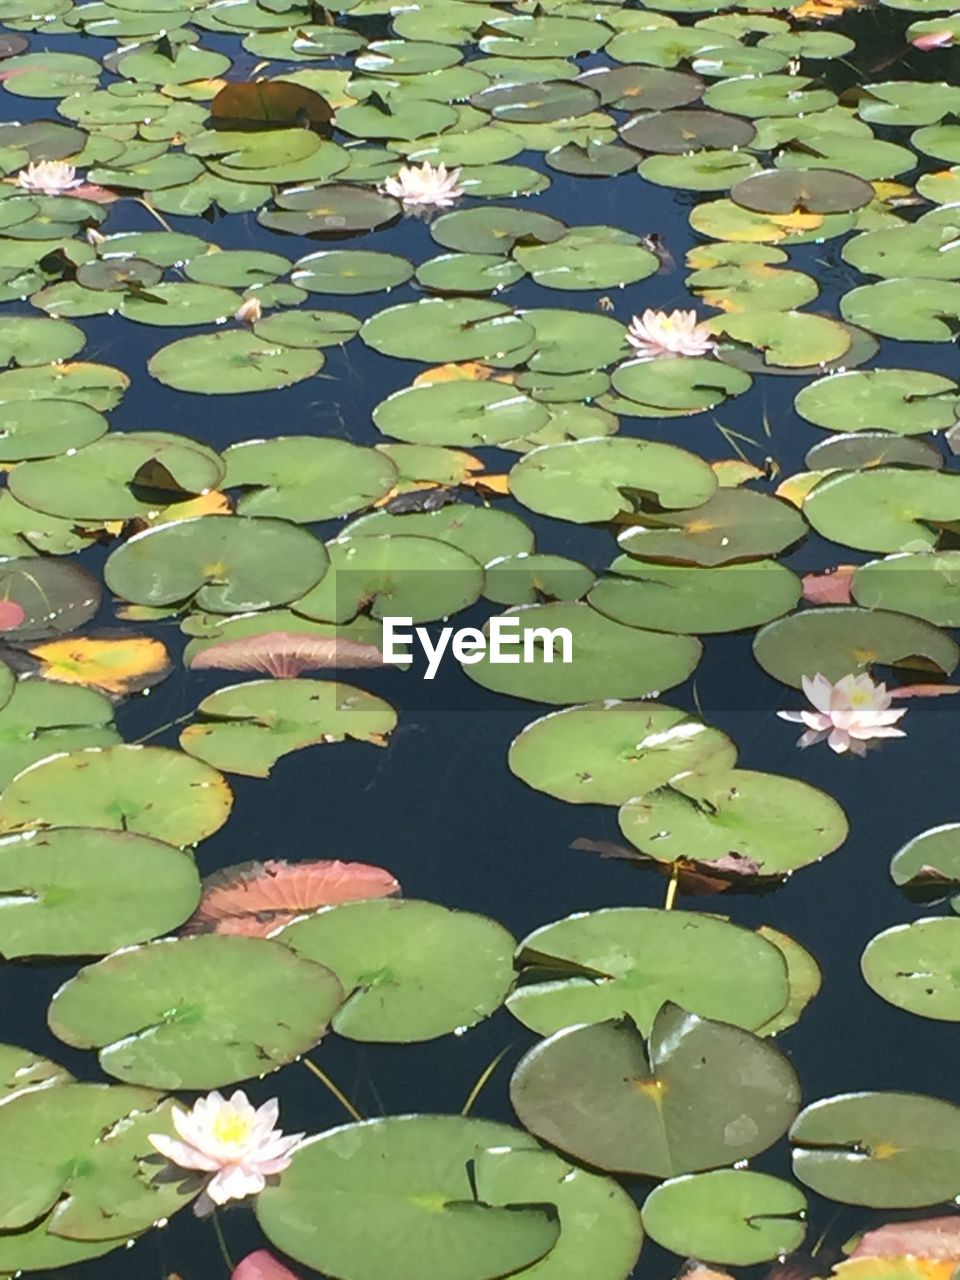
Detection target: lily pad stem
<box><xmin>664</xmin><ymin>863</ymin><xmax>680</xmax><ymax>911</ymax></box>
<box><xmin>302</xmin><ymin>1055</ymin><xmax>364</xmax><ymax>1122</ymax></box>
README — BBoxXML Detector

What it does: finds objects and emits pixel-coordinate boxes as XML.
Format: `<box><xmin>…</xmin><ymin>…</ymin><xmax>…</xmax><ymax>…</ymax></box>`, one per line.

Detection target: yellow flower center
<box><xmin>212</xmin><ymin>1110</ymin><xmax>254</xmax><ymax>1146</ymax></box>
<box><xmin>849</xmin><ymin>689</ymin><xmax>873</xmax><ymax>707</ymax></box>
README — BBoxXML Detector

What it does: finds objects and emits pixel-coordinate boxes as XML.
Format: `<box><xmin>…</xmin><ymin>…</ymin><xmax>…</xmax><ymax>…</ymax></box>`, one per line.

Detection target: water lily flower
<box><xmin>14</xmin><ymin>159</ymin><xmax>83</xmax><ymax>196</ymax></box>
<box><xmin>777</xmin><ymin>672</ymin><xmax>907</xmax><ymax>755</ymax></box>
<box><xmin>382</xmin><ymin>161</ymin><xmax>464</xmax><ymax>209</ymax></box>
<box><xmin>625</xmin><ymin>308</ymin><xmax>716</xmax><ymax>360</ymax></box>
<box><xmin>149</xmin><ymin>1090</ymin><xmax>304</xmax><ymax>1215</ymax></box>
<box><xmin>235</xmin><ymin>296</ymin><xmax>262</xmax><ymax>326</ymax></box>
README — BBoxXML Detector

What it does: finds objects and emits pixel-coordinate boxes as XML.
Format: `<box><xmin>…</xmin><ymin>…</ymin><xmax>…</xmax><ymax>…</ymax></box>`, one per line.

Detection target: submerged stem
<box><xmin>302</xmin><ymin>1056</ymin><xmax>364</xmax><ymax>1123</ymax></box>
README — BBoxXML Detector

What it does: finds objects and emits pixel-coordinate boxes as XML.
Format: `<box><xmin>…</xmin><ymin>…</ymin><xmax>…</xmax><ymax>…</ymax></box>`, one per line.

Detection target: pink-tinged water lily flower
<box><xmin>149</xmin><ymin>1090</ymin><xmax>304</xmax><ymax>1216</ymax></box>
<box><xmin>232</xmin><ymin>1250</ymin><xmax>301</xmax><ymax>1280</ymax></box>
<box><xmin>777</xmin><ymin>672</ymin><xmax>908</xmax><ymax>755</ymax></box>
<box><xmin>15</xmin><ymin>159</ymin><xmax>83</xmax><ymax>196</ymax></box>
<box><xmin>235</xmin><ymin>296</ymin><xmax>262</xmax><ymax>326</ymax></box>
<box><xmin>382</xmin><ymin>161</ymin><xmax>464</xmax><ymax>209</ymax></box>
<box><xmin>625</xmin><ymin>308</ymin><xmax>716</xmax><ymax>360</ymax></box>
<box><xmin>911</xmin><ymin>29</ymin><xmax>953</xmax><ymax>48</ymax></box>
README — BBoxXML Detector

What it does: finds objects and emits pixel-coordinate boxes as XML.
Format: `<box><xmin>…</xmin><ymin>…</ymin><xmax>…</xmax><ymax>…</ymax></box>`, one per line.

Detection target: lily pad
<box><xmin>374</xmin><ymin>381</ymin><xmax>549</xmax><ymax>447</ymax></box>
<box><xmin>0</xmin><ymin>556</ymin><xmax>100</xmax><ymax>639</ymax></box>
<box><xmin>753</xmin><ymin>606</ymin><xmax>959</xmax><ymax>688</ymax></box>
<box><xmin>507</xmin><ymin>909</ymin><xmax>789</xmax><ymax>1037</ymax></box>
<box><xmin>0</xmin><ymin>827</ymin><xmax>200</xmax><ymax>958</ymax></box>
<box><xmin>0</xmin><ymin>743</ymin><xmax>232</xmax><ymax>845</ymax></box>
<box><xmin>641</xmin><ymin>1171</ymin><xmax>806</xmax><ymax>1266</ymax></box>
<box><xmin>618</xmin><ymin>490</ymin><xmax>807</xmax><ymax>566</ymax></box>
<box><xmin>257</xmin><ymin>1115</ymin><xmax>561</xmax><ymax>1280</ymax></box>
<box><xmin>791</xmin><ymin>1092</ymin><xmax>960</xmax><ymax>1208</ymax></box>
<box><xmin>803</xmin><ymin>468</ymin><xmax>960</xmax><ymax>552</ymax></box>
<box><xmin>148</xmin><ymin>331</ymin><xmax>324</xmax><ymax>394</ymax></box>
<box><xmin>794</xmin><ymin>370</ymin><xmax>960</xmax><ymax>436</ymax></box>
<box><xmin>862</xmin><ymin>918</ymin><xmax>960</xmax><ymax>1021</ymax></box>
<box><xmin>508</xmin><ymin>700</ymin><xmax>737</xmax><ymax>806</ymax></box>
<box><xmin>0</xmin><ymin>682</ymin><xmax>118</xmax><ymax>788</ymax></box>
<box><xmin>344</xmin><ymin>503</ymin><xmax>535</xmax><ymax>565</ymax></box>
<box><xmin>279</xmin><ymin>898</ymin><xmax>514</xmax><ymax>1041</ymax></box>
<box><xmin>361</xmin><ymin>299</ymin><xmax>534</xmax><ymax>363</ymax></box>
<box><xmin>105</xmin><ymin>516</ymin><xmax>329</xmax><ymax>613</ymax></box>
<box><xmin>462</xmin><ymin>601</ymin><xmax>701</xmax><ymax>703</ymax></box>
<box><xmin>618</xmin><ymin>768</ymin><xmax>848</xmax><ymax>875</ymax></box>
<box><xmin>852</xmin><ymin>551</ymin><xmax>960</xmax><ymax>626</ymax></box>
<box><xmin>291</xmin><ymin>248</ymin><xmax>414</xmax><ymax>295</ymax></box>
<box><xmin>510</xmin><ymin>1005</ymin><xmax>800</xmax><ymax>1176</ymax></box>
<box><xmin>223</xmin><ymin>437</ymin><xmax>396</xmax><ymax>522</ymax></box>
<box><xmin>180</xmin><ymin>678</ymin><xmax>397</xmax><ymax>777</ymax></box>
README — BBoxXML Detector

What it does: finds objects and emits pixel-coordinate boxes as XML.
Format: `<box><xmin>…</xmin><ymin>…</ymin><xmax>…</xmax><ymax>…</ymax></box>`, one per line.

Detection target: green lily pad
<box><xmin>712</xmin><ymin>310</ymin><xmax>851</xmax><ymax>368</ymax></box>
<box><xmin>257</xmin><ymin>1115</ymin><xmax>561</xmax><ymax>1280</ymax></box>
<box><xmin>513</xmin><ymin>227</ymin><xmax>659</xmax><ymax>290</ymax></box>
<box><xmin>0</xmin><ymin>744</ymin><xmax>232</xmax><ymax>845</ymax></box>
<box><xmin>263</xmin><ymin>183</ymin><xmax>399</xmax><ymax>235</ymax></box>
<box><xmin>840</xmin><ymin>278</ymin><xmax>960</xmax><ymax>342</ymax></box>
<box><xmin>484</xmin><ymin>553</ymin><xmax>594</xmax><ymax>604</ymax></box>
<box><xmin>704</xmin><ymin>73</ymin><xmax>836</xmax><ymax>118</ymax></box>
<box><xmin>180</xmin><ymin>678</ymin><xmax>397</xmax><ymax>777</ymax></box>
<box><xmin>620</xmin><ymin>106</ymin><xmax>755</xmax><ymax>152</ymax></box>
<box><xmin>862</xmin><ymin>918</ymin><xmax>960</xmax><ymax>1021</ymax></box>
<box><xmin>507</xmin><ymin>909</ymin><xmax>789</xmax><ymax>1037</ymax></box>
<box><xmin>640</xmin><ymin>148</ymin><xmax>763</xmax><ymax>191</ymax></box>
<box><xmin>508</xmin><ymin>700</ymin><xmax>737</xmax><ymax>806</ymax></box>
<box><xmin>473</xmin><ymin>1146</ymin><xmax>643</xmax><ymax>1280</ymax></box>
<box><xmin>0</xmin><ymin>360</ymin><xmax>128</xmax><ymax>411</ymax></box>
<box><xmin>462</xmin><ymin>601</ymin><xmax>701</xmax><ymax>703</ymax></box>
<box><xmin>523</xmin><ymin>307</ymin><xmax>627</xmax><ymax>373</ymax></box>
<box><xmin>223</xmin><ymin>437</ymin><xmax>396</xmax><ymax>522</ymax></box>
<box><xmin>279</xmin><ymin>898</ymin><xmax>514</xmax><ymax>1041</ymax></box>
<box><xmin>852</xmin><ymin>551</ymin><xmax>960</xmax><ymax>626</ymax></box>
<box><xmin>8</xmin><ymin>431</ymin><xmax>225</xmax><ymax>521</ymax></box>
<box><xmin>0</xmin><ymin>827</ymin><xmax>200</xmax><ymax>958</ymax></box>
<box><xmin>509</xmin><ymin>437</ymin><xmax>716</xmax><ymax>524</ymax></box>
<box><xmin>641</xmin><ymin>1171</ymin><xmax>806</xmax><ymax>1266</ymax></box>
<box><xmin>345</xmin><ymin>502</ymin><xmax>535</xmax><ymax>566</ymax></box>
<box><xmin>105</xmin><ymin>515</ymin><xmax>329</xmax><ymax>613</ymax></box>
<box><xmin>843</xmin><ymin>222</ymin><xmax>960</xmax><ymax>281</ymax></box>
<box><xmin>48</xmin><ymin>934</ymin><xmax>344</xmax><ymax>1089</ymax></box>
<box><xmin>794</xmin><ymin>369</ymin><xmax>960</xmax><ymax>436</ymax></box>
<box><xmin>294</xmin><ymin>533</ymin><xmax>484</xmax><ymax>624</ymax></box>
<box><xmin>589</xmin><ymin>557</ymin><xmax>801</xmax><ymax>633</ymax></box>
<box><xmin>510</xmin><ymin>1005</ymin><xmax>800</xmax><ymax>1176</ymax></box>
<box><xmin>148</xmin><ymin>331</ymin><xmax>324</xmax><ymax>394</ymax></box>
<box><xmin>0</xmin><ymin>314</ymin><xmax>84</xmax><ymax>366</ymax></box>
<box><xmin>890</xmin><ymin>823</ymin><xmax>960</xmax><ymax>904</ymax></box>
<box><xmin>731</xmin><ymin>167</ymin><xmax>874</xmax><ymax>214</ymax></box>
<box><xmin>0</xmin><ymin>1082</ymin><xmax>163</xmax><ymax>1232</ymax></box>
<box><xmin>291</xmin><ymin>248</ymin><xmax>414</xmax><ymax>295</ymax></box>
<box><xmin>611</xmin><ymin>357</ymin><xmax>751</xmax><ymax>412</ymax></box>
<box><xmin>374</xmin><ymin>380</ymin><xmax>549</xmax><ymax>447</ymax></box>
<box><xmin>361</xmin><ymin>299</ymin><xmax>534</xmax><ymax>363</ymax></box>
<box><xmin>618</xmin><ymin>489</ymin><xmax>807</xmax><ymax>566</ymax></box>
<box><xmin>0</xmin><ymin>682</ymin><xmax>119</xmax><ymax>788</ymax></box>
<box><xmin>0</xmin><ymin>1043</ymin><xmax>71</xmax><ymax>1101</ymax></box>
<box><xmin>805</xmin><ymin>434</ymin><xmax>944</xmax><ymax>472</ymax></box>
<box><xmin>791</xmin><ymin>1092</ymin><xmax>960</xmax><ymax>1208</ymax></box>
<box><xmin>755</xmin><ymin>925</ymin><xmax>823</xmax><ymax>1038</ymax></box>
<box><xmin>753</xmin><ymin>606</ymin><xmax>959</xmax><ymax>688</ymax></box>
<box><xmin>431</xmin><ymin>206</ymin><xmax>566</xmax><ymax>254</ymax></box>
<box><xmin>618</xmin><ymin>768</ymin><xmax>848</xmax><ymax>875</ymax></box>
<box><xmin>415</xmin><ymin>252</ymin><xmax>526</xmax><ymax>295</ymax></box>
<box><xmin>251</xmin><ymin>309</ymin><xmax>360</xmax><ymax>349</ymax></box>
<box><xmin>803</xmin><ymin>467</ymin><xmax>960</xmax><ymax>552</ymax></box>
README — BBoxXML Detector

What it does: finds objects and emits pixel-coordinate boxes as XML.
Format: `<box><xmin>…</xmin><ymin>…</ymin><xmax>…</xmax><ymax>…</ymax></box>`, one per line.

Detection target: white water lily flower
<box><xmin>777</xmin><ymin>672</ymin><xmax>907</xmax><ymax>755</ymax></box>
<box><xmin>625</xmin><ymin>308</ymin><xmax>716</xmax><ymax>360</ymax></box>
<box><xmin>382</xmin><ymin>161</ymin><xmax>464</xmax><ymax>209</ymax></box>
<box><xmin>149</xmin><ymin>1090</ymin><xmax>304</xmax><ymax>1215</ymax></box>
<box><xmin>15</xmin><ymin>159</ymin><xmax>83</xmax><ymax>196</ymax></box>
<box><xmin>235</xmin><ymin>296</ymin><xmax>262</xmax><ymax>326</ymax></box>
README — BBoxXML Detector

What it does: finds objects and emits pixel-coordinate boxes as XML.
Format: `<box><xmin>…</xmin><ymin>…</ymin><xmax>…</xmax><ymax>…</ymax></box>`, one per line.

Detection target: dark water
<box><xmin>3</xmin><ymin>10</ymin><xmax>960</xmax><ymax>1278</ymax></box>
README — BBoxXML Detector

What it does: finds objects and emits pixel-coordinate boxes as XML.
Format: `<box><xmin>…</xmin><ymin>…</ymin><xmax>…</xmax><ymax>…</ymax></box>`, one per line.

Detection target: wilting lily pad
<box><xmin>509</xmin><ymin>438</ymin><xmax>716</xmax><ymax>524</ymax></box>
<box><xmin>180</xmin><ymin>679</ymin><xmax>396</xmax><ymax>777</ymax></box>
<box><xmin>0</xmin><ymin>827</ymin><xmax>201</xmax><ymax>958</ymax></box>
<box><xmin>508</xmin><ymin>701</ymin><xmax>737</xmax><ymax>806</ymax></box>
<box><xmin>641</xmin><ymin>1171</ymin><xmax>806</xmax><ymax>1266</ymax></box>
<box><xmin>791</xmin><ymin>1092</ymin><xmax>960</xmax><ymax>1208</ymax></box>
<box><xmin>148</xmin><ymin>331</ymin><xmax>324</xmax><ymax>394</ymax></box>
<box><xmin>508</xmin><ymin>908</ymin><xmax>789</xmax><ymax>1036</ymax></box>
<box><xmin>105</xmin><ymin>516</ymin><xmax>329</xmax><ymax>613</ymax></box>
<box><xmin>618</xmin><ymin>490</ymin><xmax>807</xmax><ymax>566</ymax></box>
<box><xmin>48</xmin><ymin>934</ymin><xmax>344</xmax><ymax>1089</ymax></box>
<box><xmin>862</xmin><ymin>918</ymin><xmax>960</xmax><ymax>1021</ymax></box>
<box><xmin>280</xmin><ymin>898</ymin><xmax>514</xmax><ymax>1041</ymax></box>
<box><xmin>0</xmin><ymin>744</ymin><xmax>232</xmax><ymax>846</ymax></box>
<box><xmin>257</xmin><ymin>1115</ymin><xmax>560</xmax><ymax>1280</ymax></box>
<box><xmin>754</xmin><ymin>607</ymin><xmax>959</xmax><ymax>688</ymax></box>
<box><xmin>618</xmin><ymin>768</ymin><xmax>848</xmax><ymax>875</ymax></box>
<box><xmin>463</xmin><ymin>602</ymin><xmax>701</xmax><ymax>703</ymax></box>
<box><xmin>223</xmin><ymin>438</ymin><xmax>396</xmax><ymax>522</ymax></box>
<box><xmin>510</xmin><ymin>1005</ymin><xmax>800</xmax><ymax>1176</ymax></box>
<box><xmin>590</xmin><ymin>558</ymin><xmax>801</xmax><ymax>634</ymax></box>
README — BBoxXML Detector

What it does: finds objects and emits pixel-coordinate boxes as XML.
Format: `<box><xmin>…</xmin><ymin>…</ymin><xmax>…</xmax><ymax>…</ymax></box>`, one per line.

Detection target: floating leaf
<box><xmin>26</xmin><ymin>634</ymin><xmax>172</xmax><ymax>696</ymax></box>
